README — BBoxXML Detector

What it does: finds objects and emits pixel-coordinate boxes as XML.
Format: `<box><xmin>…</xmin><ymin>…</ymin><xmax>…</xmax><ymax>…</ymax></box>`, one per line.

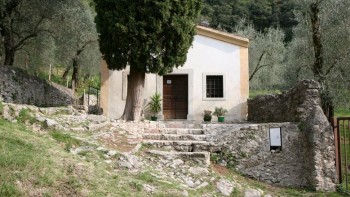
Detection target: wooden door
<box><xmin>163</xmin><ymin>75</ymin><xmax>188</xmax><ymax>119</ymax></box>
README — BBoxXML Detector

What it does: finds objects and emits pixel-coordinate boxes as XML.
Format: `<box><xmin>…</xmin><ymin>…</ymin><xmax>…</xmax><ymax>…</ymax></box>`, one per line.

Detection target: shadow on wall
<box><xmin>0</xmin><ymin>65</ymin><xmax>74</xmax><ymax>107</ymax></box>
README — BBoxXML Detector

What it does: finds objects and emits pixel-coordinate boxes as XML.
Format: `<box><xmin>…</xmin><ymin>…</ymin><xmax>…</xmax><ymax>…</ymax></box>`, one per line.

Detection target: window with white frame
<box><xmin>203</xmin><ymin>73</ymin><xmax>225</xmax><ymax>100</ymax></box>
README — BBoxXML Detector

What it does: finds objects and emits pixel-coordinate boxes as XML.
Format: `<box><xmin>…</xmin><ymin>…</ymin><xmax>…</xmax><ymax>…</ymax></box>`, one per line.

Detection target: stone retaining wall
<box><xmin>0</xmin><ymin>65</ymin><xmax>74</xmax><ymax>107</ymax></box>
<box><xmin>248</xmin><ymin>80</ymin><xmax>321</xmax><ymax>123</ymax></box>
<box><xmin>205</xmin><ymin>123</ymin><xmax>336</xmax><ymax>190</ymax></box>
<box><xmin>239</xmin><ymin>80</ymin><xmax>337</xmax><ymax>191</ymax></box>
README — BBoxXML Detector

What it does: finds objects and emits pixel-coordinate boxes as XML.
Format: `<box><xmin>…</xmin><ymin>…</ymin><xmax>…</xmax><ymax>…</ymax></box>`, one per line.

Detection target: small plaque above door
<box><xmin>167</xmin><ymin>80</ymin><xmax>172</xmax><ymax>84</ymax></box>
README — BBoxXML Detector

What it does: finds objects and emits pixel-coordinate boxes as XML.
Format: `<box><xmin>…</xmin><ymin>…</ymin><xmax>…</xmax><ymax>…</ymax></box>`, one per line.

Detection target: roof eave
<box><xmin>196</xmin><ymin>26</ymin><xmax>249</xmax><ymax>48</ymax></box>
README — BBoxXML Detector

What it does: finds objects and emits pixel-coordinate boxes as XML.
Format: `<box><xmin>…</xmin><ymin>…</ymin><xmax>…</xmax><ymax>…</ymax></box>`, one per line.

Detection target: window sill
<box><xmin>202</xmin><ymin>98</ymin><xmax>226</xmax><ymax>101</ymax></box>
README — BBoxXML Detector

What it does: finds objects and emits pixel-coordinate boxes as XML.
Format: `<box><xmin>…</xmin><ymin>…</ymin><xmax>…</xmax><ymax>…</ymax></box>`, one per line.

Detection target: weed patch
<box><xmin>0</xmin><ymin>135</ymin><xmax>35</xmax><ymax>168</ymax></box>
<box><xmin>130</xmin><ymin>181</ymin><xmax>143</xmax><ymax>192</ymax></box>
<box><xmin>49</xmin><ymin>131</ymin><xmax>81</xmax><ymax>152</ymax></box>
<box><xmin>0</xmin><ymin>101</ymin><xmax>3</xmax><ymax>115</ymax></box>
<box><xmin>0</xmin><ymin>182</ymin><xmax>21</xmax><ymax>197</ymax></box>
<box><xmin>211</xmin><ymin>150</ymin><xmax>238</xmax><ymax>169</ymax></box>
<box><xmin>17</xmin><ymin>108</ymin><xmax>35</xmax><ymax>124</ymax></box>
<box><xmin>137</xmin><ymin>171</ymin><xmax>156</xmax><ymax>183</ymax></box>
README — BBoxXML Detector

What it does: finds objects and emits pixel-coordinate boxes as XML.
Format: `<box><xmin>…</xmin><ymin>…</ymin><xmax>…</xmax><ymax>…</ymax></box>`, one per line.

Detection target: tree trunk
<box><xmin>4</xmin><ymin>49</ymin><xmax>15</xmax><ymax>66</ymax></box>
<box><xmin>2</xmin><ymin>27</ymin><xmax>15</xmax><ymax>66</ymax></box>
<box><xmin>121</xmin><ymin>67</ymin><xmax>145</xmax><ymax>121</ymax></box>
<box><xmin>310</xmin><ymin>2</ymin><xmax>324</xmax><ymax>84</ymax></box>
<box><xmin>62</xmin><ymin>65</ymin><xmax>71</xmax><ymax>80</ymax></box>
<box><xmin>71</xmin><ymin>57</ymin><xmax>79</xmax><ymax>93</ymax></box>
<box><xmin>310</xmin><ymin>2</ymin><xmax>333</xmax><ymax>121</ymax></box>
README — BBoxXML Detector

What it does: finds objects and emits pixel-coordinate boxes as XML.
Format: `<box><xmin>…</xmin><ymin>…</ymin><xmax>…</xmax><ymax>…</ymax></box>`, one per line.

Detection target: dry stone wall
<box><xmin>238</xmin><ymin>80</ymin><xmax>338</xmax><ymax>191</ymax></box>
<box><xmin>0</xmin><ymin>65</ymin><xmax>74</xmax><ymax>107</ymax></box>
<box><xmin>205</xmin><ymin>123</ymin><xmax>309</xmax><ymax>188</ymax></box>
<box><xmin>248</xmin><ymin>80</ymin><xmax>321</xmax><ymax>123</ymax></box>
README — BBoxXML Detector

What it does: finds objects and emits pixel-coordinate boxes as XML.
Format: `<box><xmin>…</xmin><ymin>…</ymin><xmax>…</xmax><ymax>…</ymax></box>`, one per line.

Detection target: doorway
<box><xmin>163</xmin><ymin>75</ymin><xmax>188</xmax><ymax>119</ymax></box>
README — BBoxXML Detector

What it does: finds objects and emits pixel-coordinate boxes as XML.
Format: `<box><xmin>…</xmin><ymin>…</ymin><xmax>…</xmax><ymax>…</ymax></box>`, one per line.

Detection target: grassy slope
<box><xmin>0</xmin><ymin>117</ymin><xmax>347</xmax><ymax>197</ymax></box>
<box><xmin>0</xmin><ymin>118</ymin><xmax>166</xmax><ymax>197</ymax></box>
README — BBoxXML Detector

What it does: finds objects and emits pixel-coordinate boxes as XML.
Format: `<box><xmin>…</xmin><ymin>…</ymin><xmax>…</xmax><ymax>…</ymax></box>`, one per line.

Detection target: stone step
<box><xmin>162</xmin><ymin>121</ymin><xmax>202</xmax><ymax>129</ymax></box>
<box><xmin>142</xmin><ymin>140</ymin><xmax>214</xmax><ymax>152</ymax></box>
<box><xmin>147</xmin><ymin>150</ymin><xmax>210</xmax><ymax>167</ymax></box>
<box><xmin>143</xmin><ymin>134</ymin><xmax>207</xmax><ymax>141</ymax></box>
<box><xmin>145</xmin><ymin>128</ymin><xmax>204</xmax><ymax>135</ymax></box>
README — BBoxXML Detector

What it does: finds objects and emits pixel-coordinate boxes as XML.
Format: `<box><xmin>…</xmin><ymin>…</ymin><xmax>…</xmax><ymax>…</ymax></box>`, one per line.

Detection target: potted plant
<box><xmin>148</xmin><ymin>93</ymin><xmax>162</xmax><ymax>121</ymax></box>
<box><xmin>203</xmin><ymin>110</ymin><xmax>212</xmax><ymax>122</ymax></box>
<box><xmin>213</xmin><ymin>107</ymin><xmax>228</xmax><ymax>122</ymax></box>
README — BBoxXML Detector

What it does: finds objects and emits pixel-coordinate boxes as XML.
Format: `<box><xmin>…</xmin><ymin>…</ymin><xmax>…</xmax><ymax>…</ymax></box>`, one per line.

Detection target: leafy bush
<box><xmin>213</xmin><ymin>107</ymin><xmax>228</xmax><ymax>117</ymax></box>
<box><xmin>203</xmin><ymin>110</ymin><xmax>212</xmax><ymax>121</ymax></box>
<box><xmin>211</xmin><ymin>150</ymin><xmax>238</xmax><ymax>169</ymax></box>
<box><xmin>147</xmin><ymin>93</ymin><xmax>162</xmax><ymax>117</ymax></box>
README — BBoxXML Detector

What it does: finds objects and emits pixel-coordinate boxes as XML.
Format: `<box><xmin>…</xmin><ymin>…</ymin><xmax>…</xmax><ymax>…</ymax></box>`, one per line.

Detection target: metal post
<box><xmin>87</xmin><ymin>86</ymin><xmax>90</xmax><ymax>107</ymax></box>
<box><xmin>333</xmin><ymin>118</ymin><xmax>341</xmax><ymax>183</ymax></box>
<box><xmin>97</xmin><ymin>89</ymin><xmax>100</xmax><ymax>107</ymax></box>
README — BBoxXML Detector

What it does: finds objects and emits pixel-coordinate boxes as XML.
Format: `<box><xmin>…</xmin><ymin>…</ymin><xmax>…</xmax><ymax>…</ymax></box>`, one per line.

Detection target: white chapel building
<box><xmin>100</xmin><ymin>26</ymin><xmax>249</xmax><ymax>122</ymax></box>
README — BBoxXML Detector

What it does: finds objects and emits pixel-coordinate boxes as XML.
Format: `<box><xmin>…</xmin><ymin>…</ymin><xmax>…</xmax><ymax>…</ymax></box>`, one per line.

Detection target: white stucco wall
<box><xmin>101</xmin><ymin>34</ymin><xmax>247</xmax><ymax>122</ymax></box>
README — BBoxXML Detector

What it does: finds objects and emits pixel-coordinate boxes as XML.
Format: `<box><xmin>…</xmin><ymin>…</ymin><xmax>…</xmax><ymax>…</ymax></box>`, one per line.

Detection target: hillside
<box><xmin>0</xmin><ymin>102</ymin><xmax>345</xmax><ymax>197</ymax></box>
<box><xmin>200</xmin><ymin>0</ymin><xmax>298</xmax><ymax>41</ymax></box>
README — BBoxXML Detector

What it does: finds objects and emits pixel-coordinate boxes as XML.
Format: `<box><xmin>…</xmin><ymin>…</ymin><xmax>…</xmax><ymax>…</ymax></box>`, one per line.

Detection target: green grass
<box><xmin>49</xmin><ymin>131</ymin><xmax>82</xmax><ymax>152</ymax></box>
<box><xmin>0</xmin><ymin>101</ymin><xmax>3</xmax><ymax>115</ymax></box>
<box><xmin>335</xmin><ymin>108</ymin><xmax>350</xmax><ymax>117</ymax></box>
<box><xmin>17</xmin><ymin>108</ymin><xmax>36</xmax><ymax>124</ymax></box>
<box><xmin>0</xmin><ymin>118</ymin><xmax>187</xmax><ymax>196</ymax></box>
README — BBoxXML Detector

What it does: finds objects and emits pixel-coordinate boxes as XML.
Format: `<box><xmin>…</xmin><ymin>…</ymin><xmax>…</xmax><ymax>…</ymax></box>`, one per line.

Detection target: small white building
<box><xmin>100</xmin><ymin>26</ymin><xmax>249</xmax><ymax>122</ymax></box>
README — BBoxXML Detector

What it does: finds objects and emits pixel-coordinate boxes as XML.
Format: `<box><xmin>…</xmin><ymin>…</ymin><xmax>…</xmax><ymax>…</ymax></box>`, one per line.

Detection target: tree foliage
<box><xmin>234</xmin><ymin>20</ymin><xmax>286</xmax><ymax>90</ymax></box>
<box><xmin>200</xmin><ymin>0</ymin><xmax>298</xmax><ymax>41</ymax></box>
<box><xmin>95</xmin><ymin>0</ymin><xmax>202</xmax><ymax>75</ymax></box>
<box><xmin>285</xmin><ymin>0</ymin><xmax>350</xmax><ymax>113</ymax></box>
<box><xmin>95</xmin><ymin>0</ymin><xmax>202</xmax><ymax>120</ymax></box>
<box><xmin>0</xmin><ymin>0</ymin><xmax>64</xmax><ymax>65</ymax></box>
<box><xmin>0</xmin><ymin>0</ymin><xmax>101</xmax><ymax>93</ymax></box>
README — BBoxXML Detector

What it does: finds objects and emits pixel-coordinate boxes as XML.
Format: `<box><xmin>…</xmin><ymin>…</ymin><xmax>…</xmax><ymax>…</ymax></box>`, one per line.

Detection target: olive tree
<box><xmin>95</xmin><ymin>0</ymin><xmax>202</xmax><ymax>121</ymax></box>
<box><xmin>286</xmin><ymin>0</ymin><xmax>350</xmax><ymax>116</ymax></box>
<box><xmin>234</xmin><ymin>19</ymin><xmax>286</xmax><ymax>90</ymax></box>
<box><xmin>0</xmin><ymin>0</ymin><xmax>66</xmax><ymax>66</ymax></box>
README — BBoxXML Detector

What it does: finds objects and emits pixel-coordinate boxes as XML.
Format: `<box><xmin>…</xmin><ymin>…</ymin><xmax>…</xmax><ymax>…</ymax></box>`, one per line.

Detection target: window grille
<box><xmin>206</xmin><ymin>75</ymin><xmax>223</xmax><ymax>98</ymax></box>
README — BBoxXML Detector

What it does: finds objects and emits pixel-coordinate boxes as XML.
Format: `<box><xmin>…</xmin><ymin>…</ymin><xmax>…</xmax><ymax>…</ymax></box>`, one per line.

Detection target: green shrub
<box><xmin>210</xmin><ymin>150</ymin><xmax>238</xmax><ymax>169</ymax></box>
<box><xmin>213</xmin><ymin>107</ymin><xmax>228</xmax><ymax>117</ymax></box>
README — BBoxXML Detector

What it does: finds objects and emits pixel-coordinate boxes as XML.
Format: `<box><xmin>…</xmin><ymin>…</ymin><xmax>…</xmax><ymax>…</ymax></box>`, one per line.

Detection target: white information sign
<box><xmin>167</xmin><ymin>80</ymin><xmax>172</xmax><ymax>84</ymax></box>
<box><xmin>269</xmin><ymin>128</ymin><xmax>281</xmax><ymax>146</ymax></box>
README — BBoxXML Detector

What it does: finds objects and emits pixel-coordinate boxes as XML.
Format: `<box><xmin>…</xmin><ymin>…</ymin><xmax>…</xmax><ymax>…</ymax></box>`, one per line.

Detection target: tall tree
<box><xmin>234</xmin><ymin>19</ymin><xmax>286</xmax><ymax>90</ymax></box>
<box><xmin>286</xmin><ymin>0</ymin><xmax>350</xmax><ymax>117</ymax></box>
<box><xmin>0</xmin><ymin>0</ymin><xmax>63</xmax><ymax>66</ymax></box>
<box><xmin>54</xmin><ymin>0</ymin><xmax>100</xmax><ymax>92</ymax></box>
<box><xmin>10</xmin><ymin>0</ymin><xmax>101</xmax><ymax>93</ymax></box>
<box><xmin>95</xmin><ymin>0</ymin><xmax>202</xmax><ymax>121</ymax></box>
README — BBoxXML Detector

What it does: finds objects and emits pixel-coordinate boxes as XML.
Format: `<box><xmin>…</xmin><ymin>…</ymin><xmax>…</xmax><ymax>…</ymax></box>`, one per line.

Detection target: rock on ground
<box><xmin>216</xmin><ymin>178</ymin><xmax>234</xmax><ymax>196</ymax></box>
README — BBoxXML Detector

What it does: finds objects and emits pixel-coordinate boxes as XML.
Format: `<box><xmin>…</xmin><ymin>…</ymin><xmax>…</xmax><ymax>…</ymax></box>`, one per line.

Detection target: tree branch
<box><xmin>249</xmin><ymin>51</ymin><xmax>266</xmax><ymax>81</ymax></box>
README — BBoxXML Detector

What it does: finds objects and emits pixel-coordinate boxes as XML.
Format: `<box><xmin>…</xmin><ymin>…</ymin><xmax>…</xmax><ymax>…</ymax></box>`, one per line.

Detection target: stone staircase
<box><xmin>142</xmin><ymin>121</ymin><xmax>213</xmax><ymax>167</ymax></box>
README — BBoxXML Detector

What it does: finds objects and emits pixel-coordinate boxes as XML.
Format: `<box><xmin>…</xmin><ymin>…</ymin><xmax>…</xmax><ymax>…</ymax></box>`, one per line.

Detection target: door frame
<box><xmin>163</xmin><ymin>74</ymin><xmax>188</xmax><ymax>120</ymax></box>
<box><xmin>156</xmin><ymin>69</ymin><xmax>194</xmax><ymax>120</ymax></box>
